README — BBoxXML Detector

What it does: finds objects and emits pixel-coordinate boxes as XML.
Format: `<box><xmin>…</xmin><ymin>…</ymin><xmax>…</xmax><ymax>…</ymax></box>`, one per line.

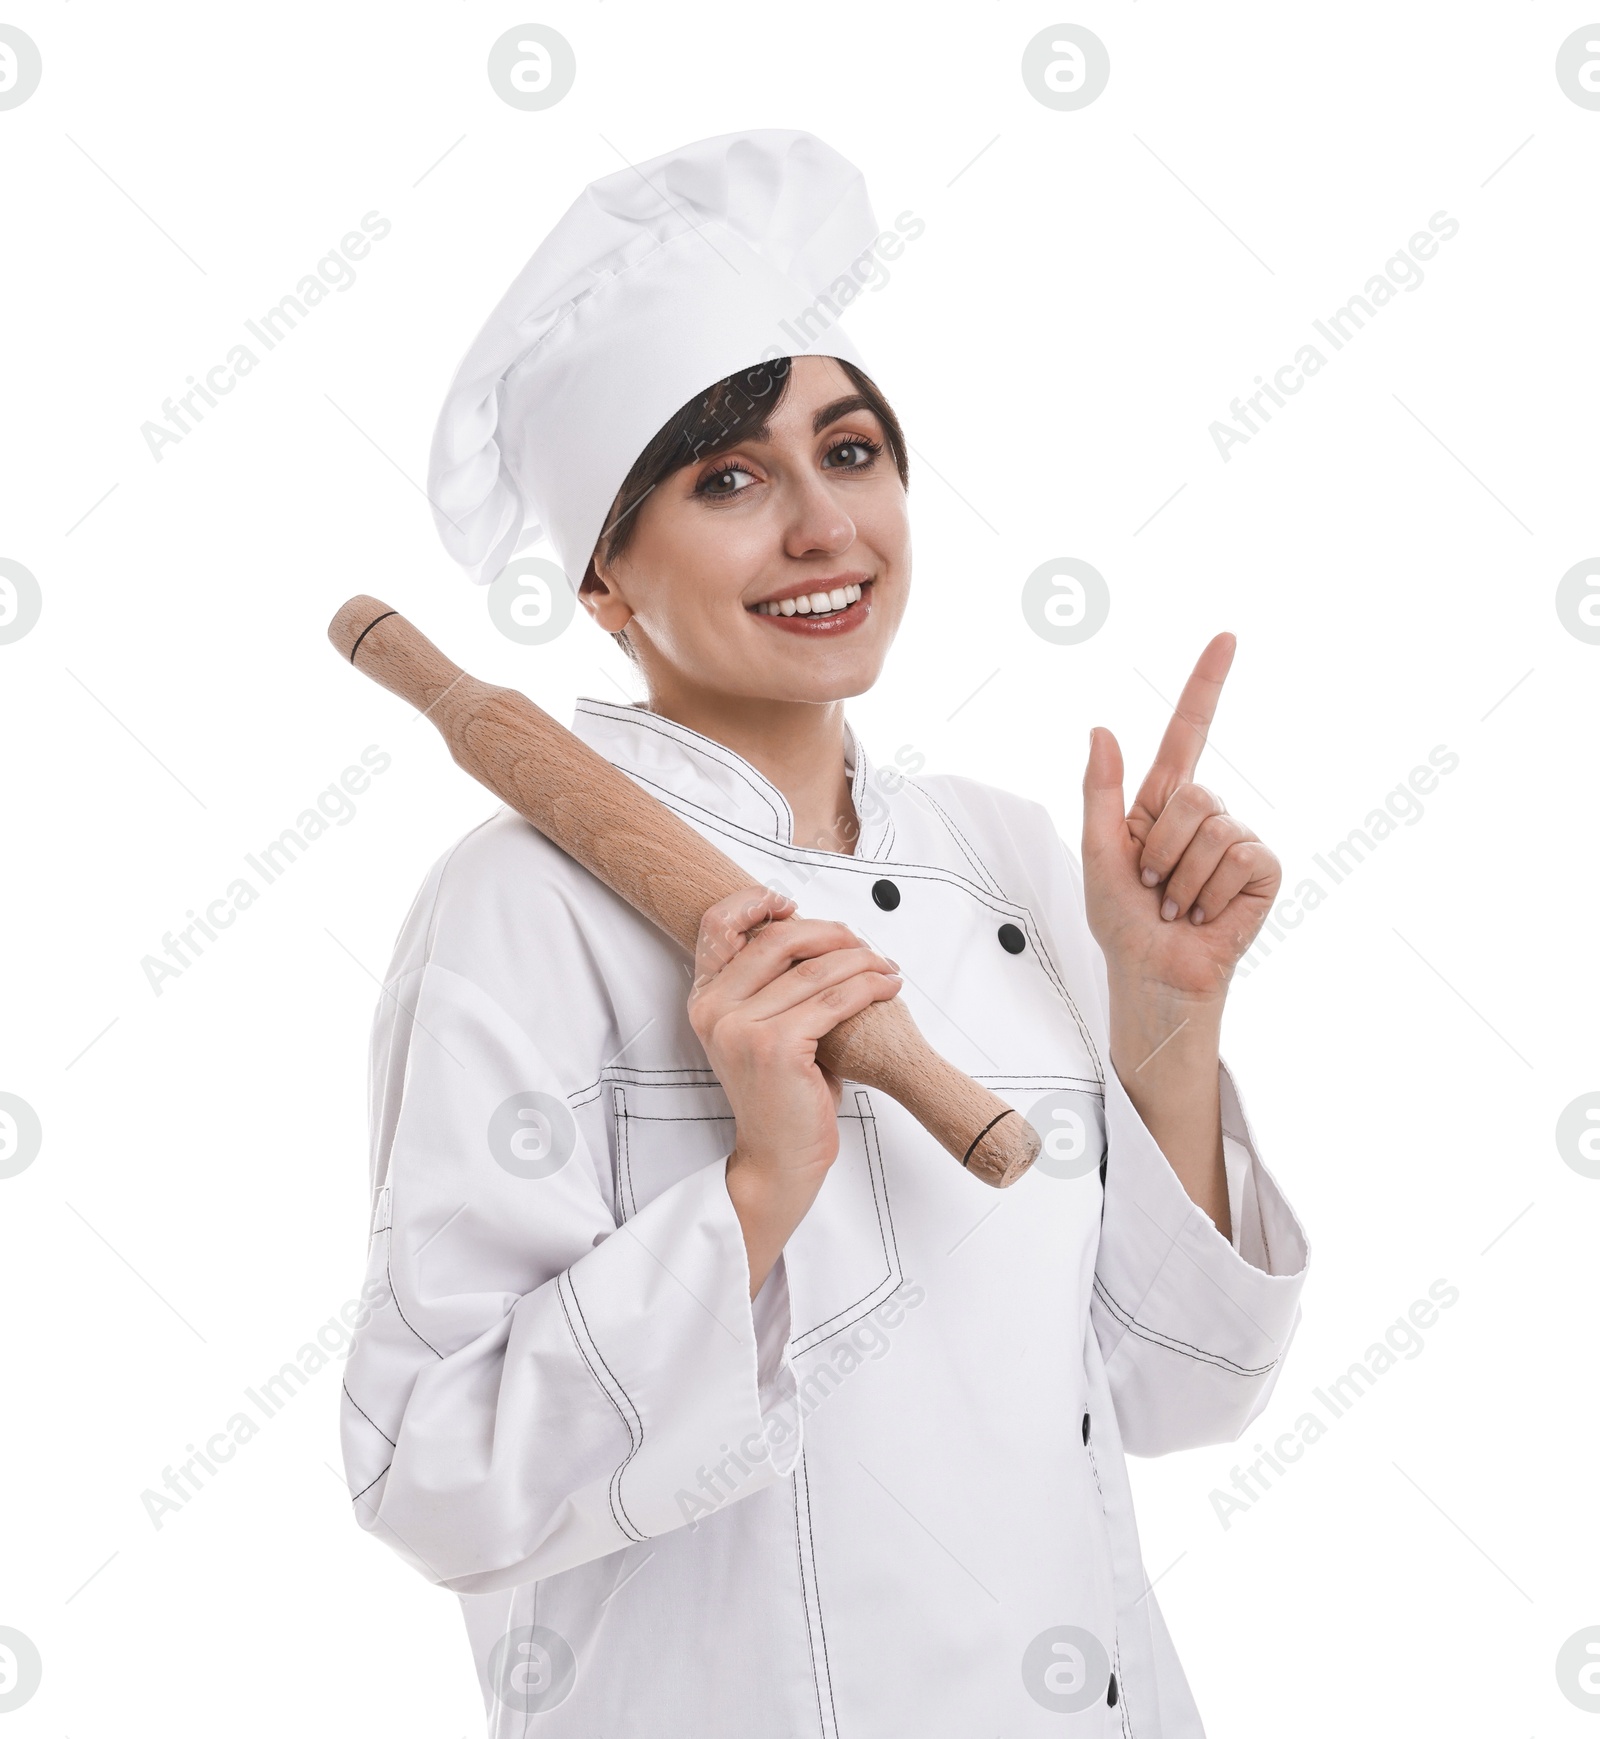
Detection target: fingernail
<box><xmin>1161</xmin><ymin>898</ymin><xmax>1178</xmax><ymax>922</ymax></box>
<box><xmin>1140</xmin><ymin>867</ymin><xmax>1160</xmax><ymax>887</ymax></box>
<box><xmin>1190</xmin><ymin>906</ymin><xmax>1205</xmax><ymax>925</ymax></box>
<box><xmin>886</xmin><ymin>957</ymin><xmax>900</xmax><ymax>970</ymax></box>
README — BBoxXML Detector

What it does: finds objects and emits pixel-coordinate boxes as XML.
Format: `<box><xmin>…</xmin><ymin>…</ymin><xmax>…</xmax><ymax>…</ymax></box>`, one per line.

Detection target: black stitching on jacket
<box><xmin>615</xmin><ymin>1086</ymin><xmax>635</xmax><ymax>1220</ymax></box>
<box><xmin>1092</xmin><ymin>1276</ymin><xmax>1277</xmax><ymax>1376</ymax></box>
<box><xmin>567</xmin><ymin>1063</ymin><xmax>723</xmax><ymax>1107</ymax></box>
<box><xmin>791</xmin><ymin>1458</ymin><xmax>829</xmax><ymax>1735</ymax></box>
<box><xmin>385</xmin><ymin>1238</ymin><xmax>443</xmax><ymax>1360</ymax></box>
<box><xmin>626</xmin><ymin>764</ymin><xmax>1093</xmax><ymax>986</ymax></box>
<box><xmin>564</xmin><ymin>1269</ymin><xmax>651</xmax><ymax>1538</ymax></box>
<box><xmin>577</xmin><ymin>700</ymin><xmax>788</xmax><ymax>837</ymax></box>
<box><xmin>800</xmin><ymin>1453</ymin><xmax>840</xmax><ymax>1734</ymax></box>
<box><xmin>555</xmin><ymin>1276</ymin><xmax>634</xmax><ymax>1541</ymax></box>
<box><xmin>342</xmin><ymin>1380</ymin><xmax>398</xmax><ymax>1448</ymax></box>
<box><xmin>603</xmin><ymin>779</ymin><xmax>1104</xmax><ymax>1085</ymax></box>
<box><xmin>622</xmin><ymin>1113</ymin><xmax>736</xmax><ymax>1123</ymax></box>
<box><xmin>556</xmin><ymin>1270</ymin><xmax>648</xmax><ymax>1543</ymax></box>
<box><xmin>350</xmin><ymin>1463</ymin><xmax>390</xmax><ymax>1504</ymax></box>
<box><xmin>1082</xmin><ymin>1408</ymin><xmax>1135</xmax><ymax>1735</ymax></box>
<box><xmin>911</xmin><ymin>780</ymin><xmax>1006</xmax><ymax>896</ymax></box>
<box><xmin>563</xmin><ymin>1269</ymin><xmax>648</xmax><ymax>1539</ymax></box>
<box><xmin>790</xmin><ymin>1094</ymin><xmax>901</xmax><ymax>1351</ymax></box>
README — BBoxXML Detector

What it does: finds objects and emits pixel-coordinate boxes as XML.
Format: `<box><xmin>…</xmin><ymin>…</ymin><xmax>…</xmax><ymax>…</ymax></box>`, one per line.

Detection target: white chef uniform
<box><xmin>339</xmin><ymin>699</ymin><xmax>1309</xmax><ymax>1736</ymax></box>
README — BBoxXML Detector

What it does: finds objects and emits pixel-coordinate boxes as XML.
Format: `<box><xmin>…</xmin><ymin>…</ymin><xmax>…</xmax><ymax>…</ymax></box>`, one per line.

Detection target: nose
<box><xmin>781</xmin><ymin>466</ymin><xmax>855</xmax><ymax>560</ymax></box>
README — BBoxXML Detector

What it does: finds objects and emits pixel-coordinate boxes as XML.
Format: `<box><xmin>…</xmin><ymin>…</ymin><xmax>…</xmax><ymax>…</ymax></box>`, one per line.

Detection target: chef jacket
<box><xmin>340</xmin><ymin>697</ymin><xmax>1310</xmax><ymax>1737</ymax></box>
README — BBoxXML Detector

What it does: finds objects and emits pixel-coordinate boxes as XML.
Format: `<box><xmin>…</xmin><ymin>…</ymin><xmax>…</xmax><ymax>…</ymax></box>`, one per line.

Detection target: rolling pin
<box><xmin>328</xmin><ymin>597</ymin><xmax>1039</xmax><ymax>1188</ymax></box>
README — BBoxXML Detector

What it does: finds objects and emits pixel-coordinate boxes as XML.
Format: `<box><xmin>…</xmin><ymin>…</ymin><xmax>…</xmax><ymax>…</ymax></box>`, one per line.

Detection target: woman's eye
<box><xmin>823</xmin><ymin>439</ymin><xmax>878</xmax><ymax>470</ymax></box>
<box><xmin>699</xmin><ymin>464</ymin><xmax>756</xmax><ymax>497</ymax></box>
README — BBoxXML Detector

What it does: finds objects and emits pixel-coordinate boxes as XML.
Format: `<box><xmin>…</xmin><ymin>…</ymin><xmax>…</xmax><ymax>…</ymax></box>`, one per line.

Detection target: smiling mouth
<box><xmin>746</xmin><ymin>579</ymin><xmax>871</xmax><ymax>633</ymax></box>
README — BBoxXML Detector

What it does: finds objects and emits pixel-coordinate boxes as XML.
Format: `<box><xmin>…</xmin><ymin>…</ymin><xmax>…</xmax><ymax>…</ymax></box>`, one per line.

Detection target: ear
<box><xmin>578</xmin><ymin>550</ymin><xmax>635</xmax><ymax>634</ymax></box>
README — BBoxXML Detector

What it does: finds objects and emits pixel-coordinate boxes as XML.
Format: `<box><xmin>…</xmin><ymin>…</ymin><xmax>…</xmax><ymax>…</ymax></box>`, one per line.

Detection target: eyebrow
<box><xmin>812</xmin><ymin>393</ymin><xmax>876</xmax><ymax>434</ymax></box>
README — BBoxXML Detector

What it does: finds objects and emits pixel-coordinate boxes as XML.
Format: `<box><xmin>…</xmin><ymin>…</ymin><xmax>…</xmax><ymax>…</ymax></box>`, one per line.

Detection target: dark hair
<box><xmin>586</xmin><ymin>355</ymin><xmax>909</xmax><ymax>653</ymax></box>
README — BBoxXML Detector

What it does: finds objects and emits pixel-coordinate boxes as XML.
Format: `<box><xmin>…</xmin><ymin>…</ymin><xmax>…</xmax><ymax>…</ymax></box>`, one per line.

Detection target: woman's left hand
<box><xmin>1081</xmin><ymin>633</ymin><xmax>1280</xmax><ymax>1008</ymax></box>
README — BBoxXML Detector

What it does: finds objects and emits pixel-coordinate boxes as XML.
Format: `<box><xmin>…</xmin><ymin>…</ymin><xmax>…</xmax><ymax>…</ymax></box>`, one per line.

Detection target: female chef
<box><xmin>340</xmin><ymin>130</ymin><xmax>1309</xmax><ymax>1737</ymax></box>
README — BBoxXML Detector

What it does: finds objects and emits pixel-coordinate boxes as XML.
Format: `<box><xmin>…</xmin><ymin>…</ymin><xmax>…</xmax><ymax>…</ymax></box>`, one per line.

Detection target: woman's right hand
<box><xmin>687</xmin><ymin>886</ymin><xmax>902</xmax><ymax>1296</ymax></box>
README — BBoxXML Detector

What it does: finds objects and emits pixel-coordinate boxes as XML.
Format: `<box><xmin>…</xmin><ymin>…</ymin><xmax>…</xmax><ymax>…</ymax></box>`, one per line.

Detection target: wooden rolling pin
<box><xmin>328</xmin><ymin>597</ymin><xmax>1039</xmax><ymax>1188</ymax></box>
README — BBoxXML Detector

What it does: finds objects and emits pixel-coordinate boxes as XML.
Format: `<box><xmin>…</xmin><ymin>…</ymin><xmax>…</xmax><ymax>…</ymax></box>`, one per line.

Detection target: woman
<box><xmin>341</xmin><ymin>131</ymin><xmax>1308</xmax><ymax>1736</ymax></box>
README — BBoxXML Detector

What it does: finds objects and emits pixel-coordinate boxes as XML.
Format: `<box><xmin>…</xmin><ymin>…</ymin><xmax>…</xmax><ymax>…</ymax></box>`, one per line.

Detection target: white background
<box><xmin>2</xmin><ymin>3</ymin><xmax>1596</xmax><ymax>1733</ymax></box>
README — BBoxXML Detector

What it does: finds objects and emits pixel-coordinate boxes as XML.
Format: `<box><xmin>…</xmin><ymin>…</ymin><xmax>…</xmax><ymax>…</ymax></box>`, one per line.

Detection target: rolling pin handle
<box><xmin>347</xmin><ymin>609</ymin><xmax>399</xmax><ymax>663</ymax></box>
<box><xmin>960</xmin><ymin>1108</ymin><xmax>1017</xmax><ymax>1170</ymax></box>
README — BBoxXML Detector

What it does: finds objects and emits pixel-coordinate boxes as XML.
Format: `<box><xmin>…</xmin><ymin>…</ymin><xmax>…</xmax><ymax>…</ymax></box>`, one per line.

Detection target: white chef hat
<box><xmin>427</xmin><ymin>129</ymin><xmax>883</xmax><ymax>588</ymax></box>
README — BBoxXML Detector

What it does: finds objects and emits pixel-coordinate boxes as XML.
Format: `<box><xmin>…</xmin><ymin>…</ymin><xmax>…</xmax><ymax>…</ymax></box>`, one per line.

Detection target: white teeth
<box><xmin>754</xmin><ymin>582</ymin><xmax>865</xmax><ymax>617</ymax></box>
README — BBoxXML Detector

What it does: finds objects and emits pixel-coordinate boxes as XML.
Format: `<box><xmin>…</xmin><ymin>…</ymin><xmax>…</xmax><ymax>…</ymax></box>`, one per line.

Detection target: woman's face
<box><xmin>582</xmin><ymin>355</ymin><xmax>910</xmax><ymax>705</ymax></box>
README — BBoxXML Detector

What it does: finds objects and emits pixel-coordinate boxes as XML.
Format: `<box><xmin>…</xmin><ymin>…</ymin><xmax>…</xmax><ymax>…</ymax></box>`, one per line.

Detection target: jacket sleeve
<box><xmin>338</xmin><ymin>955</ymin><xmax>801</xmax><ymax>1595</ymax></box>
<box><xmin>1092</xmin><ymin>1056</ymin><xmax>1309</xmax><ymax>1454</ymax></box>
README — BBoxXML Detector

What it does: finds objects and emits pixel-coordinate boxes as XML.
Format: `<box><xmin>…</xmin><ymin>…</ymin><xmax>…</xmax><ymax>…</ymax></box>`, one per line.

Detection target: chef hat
<box><xmin>427</xmin><ymin>129</ymin><xmax>883</xmax><ymax>588</ymax></box>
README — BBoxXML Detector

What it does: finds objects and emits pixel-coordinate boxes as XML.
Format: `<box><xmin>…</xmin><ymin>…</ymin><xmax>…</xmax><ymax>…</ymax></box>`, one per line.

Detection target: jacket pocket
<box><xmin>606</xmin><ymin>1076</ymin><xmax>902</xmax><ymax>1354</ymax></box>
<box><xmin>783</xmin><ymin>1089</ymin><xmax>902</xmax><ymax>1355</ymax></box>
<box><xmin>608</xmin><ymin>1072</ymin><xmax>734</xmax><ymax>1223</ymax></box>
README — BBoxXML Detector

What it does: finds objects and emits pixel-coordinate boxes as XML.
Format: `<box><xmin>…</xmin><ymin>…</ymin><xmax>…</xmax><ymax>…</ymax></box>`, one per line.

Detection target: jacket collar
<box><xmin>570</xmin><ymin>697</ymin><xmax>894</xmax><ymax>860</ymax></box>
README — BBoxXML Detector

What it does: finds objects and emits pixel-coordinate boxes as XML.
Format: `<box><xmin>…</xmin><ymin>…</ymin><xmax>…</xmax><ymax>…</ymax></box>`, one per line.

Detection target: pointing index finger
<box><xmin>1145</xmin><ymin>632</ymin><xmax>1237</xmax><ymax>790</ymax></box>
